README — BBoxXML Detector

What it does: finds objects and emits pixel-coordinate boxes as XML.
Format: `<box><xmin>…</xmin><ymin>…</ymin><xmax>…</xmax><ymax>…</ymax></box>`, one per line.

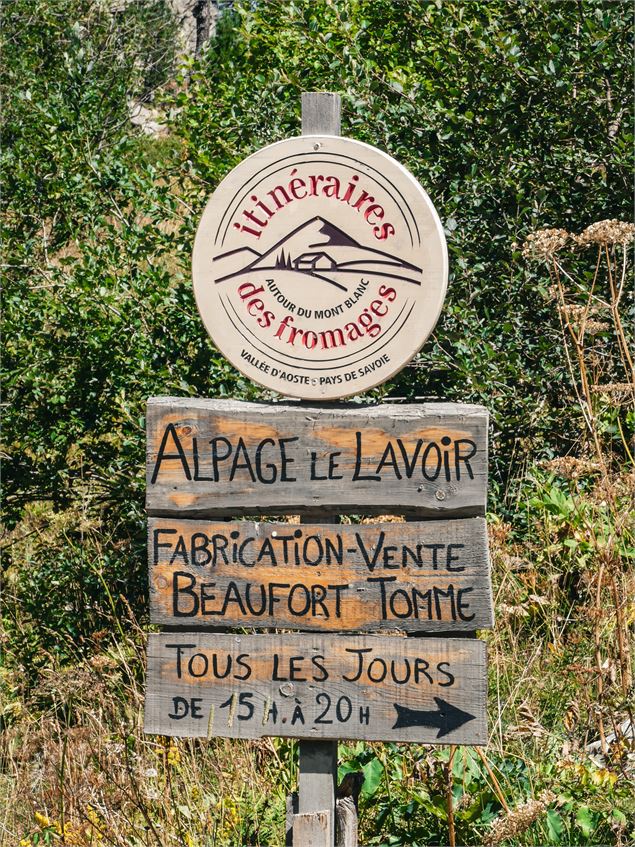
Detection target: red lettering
<box><xmin>308</xmin><ymin>175</ymin><xmax>325</xmax><ymax>195</ymax></box>
<box><xmin>247</xmin><ymin>298</ymin><xmax>264</xmax><ymax>316</ymax></box>
<box><xmin>373</xmin><ymin>223</ymin><xmax>395</xmax><ymax>241</ymax></box>
<box><xmin>358</xmin><ymin>310</ymin><xmax>381</xmax><ymax>337</ymax></box>
<box><xmin>379</xmin><ymin>285</ymin><xmax>397</xmax><ymax>301</ymax></box>
<box><xmin>364</xmin><ymin>204</ymin><xmax>384</xmax><ymax>224</ymax></box>
<box><xmin>267</xmin><ymin>185</ymin><xmax>292</xmax><ymax>209</ymax></box>
<box><xmin>341</xmin><ymin>176</ymin><xmax>359</xmax><ymax>202</ymax></box>
<box><xmin>233</xmin><ymin>168</ymin><xmax>395</xmax><ymax>241</ymax></box>
<box><xmin>273</xmin><ymin>288</ymin><xmax>392</xmax><ymax>351</ymax></box>
<box><xmin>238</xmin><ymin>283</ymin><xmax>265</xmax><ymax>300</ymax></box>
<box><xmin>352</xmin><ymin>191</ymin><xmax>374</xmax><ymax>211</ymax></box>
<box><xmin>275</xmin><ymin>315</ymin><xmax>294</xmax><ymax>338</ymax></box>
<box><xmin>369</xmin><ymin>298</ymin><xmax>388</xmax><ymax>317</ymax></box>
<box><xmin>289</xmin><ymin>177</ymin><xmax>307</xmax><ymax>199</ymax></box>
<box><xmin>288</xmin><ymin>325</ymin><xmax>303</xmax><ymax>345</ymax></box>
<box><xmin>234</xmin><ymin>172</ymin><xmax>395</xmax><ymax>243</ymax></box>
<box><xmin>303</xmin><ymin>331</ymin><xmax>318</xmax><ymax>349</ymax></box>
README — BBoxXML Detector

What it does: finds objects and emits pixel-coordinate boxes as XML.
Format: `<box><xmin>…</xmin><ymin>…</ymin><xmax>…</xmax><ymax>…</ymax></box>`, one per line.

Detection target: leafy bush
<box><xmin>1</xmin><ymin>0</ymin><xmax>250</xmax><ymax>668</ymax></box>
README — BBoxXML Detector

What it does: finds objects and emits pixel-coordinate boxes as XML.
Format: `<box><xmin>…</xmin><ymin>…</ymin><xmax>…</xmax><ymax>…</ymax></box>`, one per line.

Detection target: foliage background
<box><xmin>1</xmin><ymin>1</ymin><xmax>633</xmax><ymax>845</ymax></box>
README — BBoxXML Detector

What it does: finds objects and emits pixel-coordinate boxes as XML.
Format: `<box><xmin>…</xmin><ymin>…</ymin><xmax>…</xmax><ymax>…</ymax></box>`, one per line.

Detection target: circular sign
<box><xmin>192</xmin><ymin>135</ymin><xmax>447</xmax><ymax>399</ymax></box>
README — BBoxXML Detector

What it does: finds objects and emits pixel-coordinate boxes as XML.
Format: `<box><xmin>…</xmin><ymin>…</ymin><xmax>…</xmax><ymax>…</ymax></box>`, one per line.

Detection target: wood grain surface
<box><xmin>143</xmin><ymin>632</ymin><xmax>487</xmax><ymax>744</ymax></box>
<box><xmin>146</xmin><ymin>398</ymin><xmax>488</xmax><ymax>517</ymax></box>
<box><xmin>302</xmin><ymin>92</ymin><xmax>341</xmax><ymax>135</ymax></box>
<box><xmin>148</xmin><ymin>517</ymin><xmax>493</xmax><ymax>632</ymax></box>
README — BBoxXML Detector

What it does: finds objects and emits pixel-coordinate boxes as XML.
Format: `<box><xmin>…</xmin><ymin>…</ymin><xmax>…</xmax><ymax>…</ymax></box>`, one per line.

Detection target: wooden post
<box><xmin>297</xmin><ymin>513</ymin><xmax>339</xmax><ymax>846</ymax></box>
<box><xmin>297</xmin><ymin>90</ymin><xmax>342</xmax><ymax>847</ymax></box>
<box><xmin>302</xmin><ymin>91</ymin><xmax>341</xmax><ymax>136</ymax></box>
<box><xmin>336</xmin><ymin>798</ymin><xmax>358</xmax><ymax>847</ymax></box>
<box><xmin>298</xmin><ymin>735</ymin><xmax>338</xmax><ymax>844</ymax></box>
<box><xmin>293</xmin><ymin>811</ymin><xmax>330</xmax><ymax>846</ymax></box>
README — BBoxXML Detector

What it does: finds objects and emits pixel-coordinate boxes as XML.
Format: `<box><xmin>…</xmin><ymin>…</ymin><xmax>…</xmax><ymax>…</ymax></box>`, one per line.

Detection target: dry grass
<box><xmin>1</xmin><ymin>624</ymin><xmax>293</xmax><ymax>846</ymax></box>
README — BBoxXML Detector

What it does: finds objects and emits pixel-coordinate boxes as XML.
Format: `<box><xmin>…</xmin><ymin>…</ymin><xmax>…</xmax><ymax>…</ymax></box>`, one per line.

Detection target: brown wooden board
<box><xmin>143</xmin><ymin>633</ymin><xmax>487</xmax><ymax>744</ymax></box>
<box><xmin>148</xmin><ymin>517</ymin><xmax>493</xmax><ymax>632</ymax></box>
<box><xmin>146</xmin><ymin>398</ymin><xmax>488</xmax><ymax>518</ymax></box>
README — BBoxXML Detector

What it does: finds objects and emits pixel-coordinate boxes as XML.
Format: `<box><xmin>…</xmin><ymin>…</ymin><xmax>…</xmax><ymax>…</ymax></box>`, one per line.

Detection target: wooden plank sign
<box><xmin>146</xmin><ymin>398</ymin><xmax>488</xmax><ymax>518</ymax></box>
<box><xmin>148</xmin><ymin>517</ymin><xmax>493</xmax><ymax>632</ymax></box>
<box><xmin>144</xmin><ymin>633</ymin><xmax>487</xmax><ymax>745</ymax></box>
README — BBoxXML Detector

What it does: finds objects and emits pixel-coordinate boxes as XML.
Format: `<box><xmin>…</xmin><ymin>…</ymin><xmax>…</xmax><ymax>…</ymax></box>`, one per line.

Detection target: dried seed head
<box><xmin>592</xmin><ymin>383</ymin><xmax>635</xmax><ymax>405</ymax></box>
<box><xmin>541</xmin><ymin>456</ymin><xmax>600</xmax><ymax>479</ymax></box>
<box><xmin>498</xmin><ymin>602</ymin><xmax>530</xmax><ymax>619</ymax></box>
<box><xmin>576</xmin><ymin>219</ymin><xmax>635</xmax><ymax>247</ymax></box>
<box><xmin>522</xmin><ymin>228</ymin><xmax>570</xmax><ymax>260</ymax></box>
<box><xmin>559</xmin><ymin>303</ymin><xmax>587</xmax><ymax>320</ymax></box>
<box><xmin>584</xmin><ymin>319</ymin><xmax>610</xmax><ymax>335</ymax></box>
<box><xmin>484</xmin><ymin>791</ymin><xmax>556</xmax><ymax>845</ymax></box>
<box><xmin>557</xmin><ymin>304</ymin><xmax>610</xmax><ymax>334</ymax></box>
<box><xmin>456</xmin><ymin>791</ymin><xmax>473</xmax><ymax>810</ymax></box>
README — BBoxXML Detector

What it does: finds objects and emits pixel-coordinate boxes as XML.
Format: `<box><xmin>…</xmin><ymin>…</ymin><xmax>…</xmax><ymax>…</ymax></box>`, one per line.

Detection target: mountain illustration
<box><xmin>209</xmin><ymin>245</ymin><xmax>261</xmax><ymax>278</ymax></box>
<box><xmin>213</xmin><ymin>216</ymin><xmax>422</xmax><ymax>291</ymax></box>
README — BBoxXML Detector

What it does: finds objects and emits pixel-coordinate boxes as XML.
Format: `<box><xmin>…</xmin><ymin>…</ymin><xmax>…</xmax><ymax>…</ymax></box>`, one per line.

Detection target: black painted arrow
<box><xmin>392</xmin><ymin>697</ymin><xmax>476</xmax><ymax>738</ymax></box>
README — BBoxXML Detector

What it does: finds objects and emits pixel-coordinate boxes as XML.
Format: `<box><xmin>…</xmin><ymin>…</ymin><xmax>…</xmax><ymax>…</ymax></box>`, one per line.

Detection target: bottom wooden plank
<box><xmin>144</xmin><ymin>633</ymin><xmax>487</xmax><ymax>745</ymax></box>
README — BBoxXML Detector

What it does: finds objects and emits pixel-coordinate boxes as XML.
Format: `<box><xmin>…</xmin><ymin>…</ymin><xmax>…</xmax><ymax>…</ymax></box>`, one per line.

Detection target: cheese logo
<box><xmin>193</xmin><ymin>136</ymin><xmax>447</xmax><ymax>399</ymax></box>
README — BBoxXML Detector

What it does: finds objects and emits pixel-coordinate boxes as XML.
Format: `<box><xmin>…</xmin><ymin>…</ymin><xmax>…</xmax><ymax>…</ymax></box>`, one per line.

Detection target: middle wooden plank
<box><xmin>149</xmin><ymin>516</ymin><xmax>493</xmax><ymax>632</ymax></box>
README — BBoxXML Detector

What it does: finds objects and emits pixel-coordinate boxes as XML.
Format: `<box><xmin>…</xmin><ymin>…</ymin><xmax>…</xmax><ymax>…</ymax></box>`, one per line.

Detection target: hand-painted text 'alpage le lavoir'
<box><xmin>146</xmin><ymin>398</ymin><xmax>488</xmax><ymax>518</ymax></box>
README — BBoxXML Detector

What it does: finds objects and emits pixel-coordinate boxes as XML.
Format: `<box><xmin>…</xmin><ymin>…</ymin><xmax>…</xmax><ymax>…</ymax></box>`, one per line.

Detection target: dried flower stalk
<box><xmin>484</xmin><ymin>791</ymin><xmax>556</xmax><ymax>845</ymax></box>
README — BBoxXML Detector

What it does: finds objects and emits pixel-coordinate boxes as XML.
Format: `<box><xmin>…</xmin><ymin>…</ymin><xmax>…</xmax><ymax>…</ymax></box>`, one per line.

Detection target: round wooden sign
<box><xmin>192</xmin><ymin>136</ymin><xmax>447</xmax><ymax>399</ymax></box>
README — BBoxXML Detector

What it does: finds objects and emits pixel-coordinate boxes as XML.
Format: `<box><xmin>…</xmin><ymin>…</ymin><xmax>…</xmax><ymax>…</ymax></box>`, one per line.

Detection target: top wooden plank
<box><xmin>146</xmin><ymin>398</ymin><xmax>488</xmax><ymax>518</ymax></box>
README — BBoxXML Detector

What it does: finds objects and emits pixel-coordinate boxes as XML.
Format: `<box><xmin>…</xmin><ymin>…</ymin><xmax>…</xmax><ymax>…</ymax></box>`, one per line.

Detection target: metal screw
<box><xmin>279</xmin><ymin>683</ymin><xmax>295</xmax><ymax>697</ymax></box>
<box><xmin>435</xmin><ymin>489</ymin><xmax>446</xmax><ymax>501</ymax></box>
<box><xmin>313</xmin><ymin>142</ymin><xmax>320</xmax><ymax>151</ymax></box>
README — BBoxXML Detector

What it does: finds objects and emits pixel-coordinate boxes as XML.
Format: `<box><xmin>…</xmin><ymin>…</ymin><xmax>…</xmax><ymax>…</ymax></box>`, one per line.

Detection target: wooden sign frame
<box><xmin>144</xmin><ymin>632</ymin><xmax>487</xmax><ymax>745</ymax></box>
<box><xmin>142</xmin><ymin>92</ymin><xmax>492</xmax><ymax>847</ymax></box>
<box><xmin>148</xmin><ymin>516</ymin><xmax>493</xmax><ymax>632</ymax></box>
<box><xmin>146</xmin><ymin>397</ymin><xmax>488</xmax><ymax>518</ymax></box>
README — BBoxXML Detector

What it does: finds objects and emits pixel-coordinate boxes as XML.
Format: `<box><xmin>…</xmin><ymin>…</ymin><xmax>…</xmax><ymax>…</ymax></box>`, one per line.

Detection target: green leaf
<box><xmin>546</xmin><ymin>809</ymin><xmax>564</xmax><ymax>842</ymax></box>
<box><xmin>361</xmin><ymin>757</ymin><xmax>384</xmax><ymax>797</ymax></box>
<box><xmin>575</xmin><ymin>805</ymin><xmax>596</xmax><ymax>837</ymax></box>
